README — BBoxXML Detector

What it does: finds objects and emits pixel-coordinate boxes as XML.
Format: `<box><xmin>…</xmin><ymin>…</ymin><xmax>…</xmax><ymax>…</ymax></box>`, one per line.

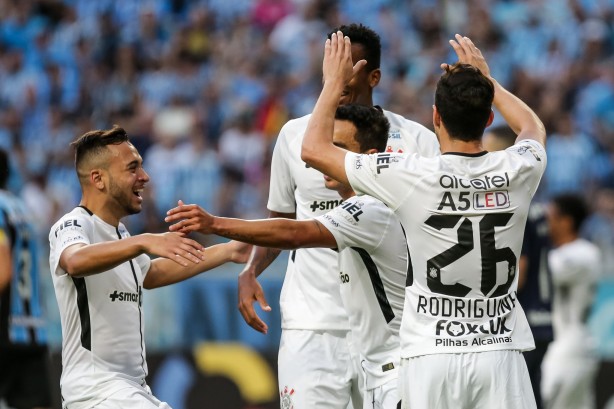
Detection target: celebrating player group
<box><xmin>47</xmin><ymin>21</ymin><xmax>547</xmax><ymax>409</ymax></box>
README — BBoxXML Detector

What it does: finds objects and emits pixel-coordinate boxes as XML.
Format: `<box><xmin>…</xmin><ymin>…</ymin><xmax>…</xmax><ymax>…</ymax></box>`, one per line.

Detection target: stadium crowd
<box><xmin>1</xmin><ymin>0</ymin><xmax>613</xmax><ymax>343</ymax></box>
<box><xmin>2</xmin><ymin>1</ymin><xmax>614</xmax><ymax>408</ymax></box>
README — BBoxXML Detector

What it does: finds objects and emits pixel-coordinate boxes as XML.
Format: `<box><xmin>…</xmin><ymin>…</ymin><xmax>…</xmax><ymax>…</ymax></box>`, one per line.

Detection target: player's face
<box><xmin>324</xmin><ymin>120</ymin><xmax>360</xmax><ymax>194</ymax></box>
<box><xmin>338</xmin><ymin>44</ymin><xmax>379</xmax><ymax>106</ymax></box>
<box><xmin>545</xmin><ymin>203</ymin><xmax>565</xmax><ymax>241</ymax></box>
<box><xmin>106</xmin><ymin>142</ymin><xmax>150</xmax><ymax>216</ymax></box>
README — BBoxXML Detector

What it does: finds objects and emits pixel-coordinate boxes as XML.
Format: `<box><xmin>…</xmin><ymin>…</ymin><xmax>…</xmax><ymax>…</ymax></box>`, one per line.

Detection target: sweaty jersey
<box><xmin>269</xmin><ymin>110</ymin><xmax>438</xmax><ymax>330</ymax></box>
<box><xmin>317</xmin><ymin>195</ymin><xmax>407</xmax><ymax>389</ymax></box>
<box><xmin>548</xmin><ymin>238</ymin><xmax>600</xmax><ymax>351</ymax></box>
<box><xmin>49</xmin><ymin>206</ymin><xmax>151</xmax><ymax>409</ymax></box>
<box><xmin>345</xmin><ymin>139</ymin><xmax>547</xmax><ymax>358</ymax></box>
<box><xmin>0</xmin><ymin>190</ymin><xmax>46</xmax><ymax>346</ymax></box>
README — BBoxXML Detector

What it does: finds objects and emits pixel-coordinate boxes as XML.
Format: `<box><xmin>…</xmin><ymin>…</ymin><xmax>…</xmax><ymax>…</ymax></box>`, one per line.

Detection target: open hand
<box><xmin>323</xmin><ymin>31</ymin><xmax>367</xmax><ymax>86</ymax></box>
<box><xmin>142</xmin><ymin>232</ymin><xmax>205</xmax><ymax>267</ymax></box>
<box><xmin>165</xmin><ymin>200</ymin><xmax>214</xmax><ymax>234</ymax></box>
<box><xmin>442</xmin><ymin>34</ymin><xmax>491</xmax><ymax>78</ymax></box>
<box><xmin>238</xmin><ymin>269</ymin><xmax>271</xmax><ymax>334</ymax></box>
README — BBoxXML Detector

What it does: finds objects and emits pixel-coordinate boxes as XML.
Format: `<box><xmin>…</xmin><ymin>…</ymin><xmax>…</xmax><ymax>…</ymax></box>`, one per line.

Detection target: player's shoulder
<box><xmin>277</xmin><ymin>114</ymin><xmax>311</xmax><ymax>142</ymax></box>
<box><xmin>49</xmin><ymin>207</ymin><xmax>92</xmax><ymax>240</ymax></box>
<box><xmin>505</xmin><ymin>139</ymin><xmax>547</xmax><ymax>160</ymax></box>
<box><xmin>341</xmin><ymin>194</ymin><xmax>395</xmax><ymax>222</ymax></box>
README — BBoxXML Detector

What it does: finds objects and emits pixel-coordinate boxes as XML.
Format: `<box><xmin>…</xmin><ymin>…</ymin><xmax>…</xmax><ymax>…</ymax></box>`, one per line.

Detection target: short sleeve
<box><xmin>49</xmin><ymin>213</ymin><xmax>92</xmax><ymax>276</ymax></box>
<box><xmin>505</xmin><ymin>139</ymin><xmax>547</xmax><ymax>196</ymax></box>
<box><xmin>345</xmin><ymin>151</ymin><xmax>410</xmax><ymax>210</ymax></box>
<box><xmin>316</xmin><ymin>197</ymin><xmax>393</xmax><ymax>252</ymax></box>
<box><xmin>267</xmin><ymin>124</ymin><xmax>296</xmax><ymax>213</ymax></box>
<box><xmin>135</xmin><ymin>253</ymin><xmax>152</xmax><ymax>279</ymax></box>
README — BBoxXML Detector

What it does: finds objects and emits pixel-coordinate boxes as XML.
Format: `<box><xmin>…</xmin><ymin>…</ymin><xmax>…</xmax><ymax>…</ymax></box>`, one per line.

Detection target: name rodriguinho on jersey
<box><xmin>417</xmin><ymin>292</ymin><xmax>518</xmax><ymax>346</ymax></box>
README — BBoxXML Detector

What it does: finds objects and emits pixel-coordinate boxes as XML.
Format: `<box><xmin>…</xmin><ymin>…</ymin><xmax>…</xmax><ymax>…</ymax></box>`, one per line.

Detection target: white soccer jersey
<box><xmin>269</xmin><ymin>111</ymin><xmax>437</xmax><ymax>330</ymax></box>
<box><xmin>345</xmin><ymin>139</ymin><xmax>547</xmax><ymax>358</ymax></box>
<box><xmin>317</xmin><ymin>195</ymin><xmax>407</xmax><ymax>389</ymax></box>
<box><xmin>548</xmin><ymin>238</ymin><xmax>600</xmax><ymax>347</ymax></box>
<box><xmin>48</xmin><ymin>207</ymin><xmax>152</xmax><ymax>409</ymax></box>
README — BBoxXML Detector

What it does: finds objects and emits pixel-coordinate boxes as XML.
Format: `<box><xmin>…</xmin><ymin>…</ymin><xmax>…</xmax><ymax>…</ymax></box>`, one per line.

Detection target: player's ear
<box><xmin>433</xmin><ymin>105</ymin><xmax>441</xmax><ymax>129</ymax></box>
<box><xmin>365</xmin><ymin>148</ymin><xmax>378</xmax><ymax>155</ymax></box>
<box><xmin>486</xmin><ymin>110</ymin><xmax>494</xmax><ymax>128</ymax></box>
<box><xmin>369</xmin><ymin>68</ymin><xmax>381</xmax><ymax>88</ymax></box>
<box><xmin>90</xmin><ymin>169</ymin><xmax>105</xmax><ymax>190</ymax></box>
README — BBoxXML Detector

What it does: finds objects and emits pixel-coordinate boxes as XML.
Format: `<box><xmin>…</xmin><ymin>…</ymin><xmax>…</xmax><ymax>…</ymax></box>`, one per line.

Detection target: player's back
<box><xmin>0</xmin><ymin>190</ymin><xmax>46</xmax><ymax>346</ymax></box>
<box><xmin>346</xmin><ymin>139</ymin><xmax>547</xmax><ymax>358</ymax></box>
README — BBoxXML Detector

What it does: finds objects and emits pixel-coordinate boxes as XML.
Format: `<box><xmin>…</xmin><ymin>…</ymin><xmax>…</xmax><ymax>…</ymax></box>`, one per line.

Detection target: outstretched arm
<box><xmin>144</xmin><ymin>240</ymin><xmax>251</xmax><ymax>289</ymax></box>
<box><xmin>59</xmin><ymin>232</ymin><xmax>206</xmax><ymax>278</ymax></box>
<box><xmin>165</xmin><ymin>203</ymin><xmax>336</xmax><ymax>250</ymax></box>
<box><xmin>445</xmin><ymin>34</ymin><xmax>546</xmax><ymax>147</ymax></box>
<box><xmin>300</xmin><ymin>31</ymin><xmax>367</xmax><ymax>184</ymax></box>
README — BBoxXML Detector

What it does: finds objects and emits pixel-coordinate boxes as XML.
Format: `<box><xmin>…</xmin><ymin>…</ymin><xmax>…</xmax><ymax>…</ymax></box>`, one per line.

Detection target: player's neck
<box><xmin>80</xmin><ymin>194</ymin><xmax>123</xmax><ymax>227</ymax></box>
<box><xmin>339</xmin><ymin>190</ymin><xmax>356</xmax><ymax>200</ymax></box>
<box><xmin>552</xmin><ymin>231</ymin><xmax>578</xmax><ymax>248</ymax></box>
<box><xmin>439</xmin><ymin>134</ymin><xmax>485</xmax><ymax>155</ymax></box>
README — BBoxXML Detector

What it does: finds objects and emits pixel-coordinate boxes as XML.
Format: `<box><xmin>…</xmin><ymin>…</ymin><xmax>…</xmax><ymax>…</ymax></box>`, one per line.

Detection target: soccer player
<box><xmin>237</xmin><ymin>23</ymin><xmax>439</xmax><ymax>408</ymax></box>
<box><xmin>0</xmin><ymin>149</ymin><xmax>52</xmax><ymax>409</ymax></box>
<box><xmin>301</xmin><ymin>32</ymin><xmax>547</xmax><ymax>408</ymax></box>
<box><xmin>48</xmin><ymin>126</ymin><xmax>249</xmax><ymax>409</ymax></box>
<box><xmin>541</xmin><ymin>193</ymin><xmax>600</xmax><ymax>409</ymax></box>
<box><xmin>166</xmin><ymin>103</ymin><xmax>406</xmax><ymax>409</ymax></box>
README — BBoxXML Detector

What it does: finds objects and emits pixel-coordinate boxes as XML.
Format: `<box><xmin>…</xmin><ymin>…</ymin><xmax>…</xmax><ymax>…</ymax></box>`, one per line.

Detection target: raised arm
<box><xmin>446</xmin><ymin>34</ymin><xmax>546</xmax><ymax>147</ymax></box>
<box><xmin>300</xmin><ymin>31</ymin><xmax>367</xmax><ymax>184</ymax></box>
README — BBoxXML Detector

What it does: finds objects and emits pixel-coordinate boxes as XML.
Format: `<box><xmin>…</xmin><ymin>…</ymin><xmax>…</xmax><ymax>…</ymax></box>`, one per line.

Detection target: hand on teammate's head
<box><xmin>442</xmin><ymin>34</ymin><xmax>491</xmax><ymax>79</ymax></box>
<box><xmin>322</xmin><ymin>31</ymin><xmax>367</xmax><ymax>87</ymax></box>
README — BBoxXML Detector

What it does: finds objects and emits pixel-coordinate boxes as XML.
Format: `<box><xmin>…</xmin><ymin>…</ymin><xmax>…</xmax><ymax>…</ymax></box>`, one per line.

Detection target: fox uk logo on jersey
<box><xmin>109</xmin><ymin>288</ymin><xmax>142</xmax><ymax>306</ymax></box>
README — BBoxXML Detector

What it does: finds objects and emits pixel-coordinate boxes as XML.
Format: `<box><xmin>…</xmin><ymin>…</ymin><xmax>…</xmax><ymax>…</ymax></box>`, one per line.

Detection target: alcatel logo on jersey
<box><xmin>439</xmin><ymin>173</ymin><xmax>510</xmax><ymax>190</ymax></box>
<box><xmin>310</xmin><ymin>199</ymin><xmax>343</xmax><ymax>212</ymax></box>
<box><xmin>53</xmin><ymin>219</ymin><xmax>83</xmax><ymax>237</ymax></box>
<box><xmin>109</xmin><ymin>289</ymin><xmax>141</xmax><ymax>304</ymax></box>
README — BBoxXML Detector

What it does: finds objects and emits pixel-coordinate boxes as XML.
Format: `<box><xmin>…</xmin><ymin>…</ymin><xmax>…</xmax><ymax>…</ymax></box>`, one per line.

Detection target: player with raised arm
<box><xmin>236</xmin><ymin>24</ymin><xmax>438</xmax><ymax>408</ymax></box>
<box><xmin>301</xmin><ymin>32</ymin><xmax>546</xmax><ymax>408</ymax></box>
<box><xmin>166</xmin><ymin>103</ymin><xmax>407</xmax><ymax>408</ymax></box>
<box><xmin>48</xmin><ymin>126</ymin><xmax>249</xmax><ymax>409</ymax></box>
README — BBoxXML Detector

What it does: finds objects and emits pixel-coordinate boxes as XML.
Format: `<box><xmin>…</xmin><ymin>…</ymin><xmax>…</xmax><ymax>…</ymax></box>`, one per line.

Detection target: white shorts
<box><xmin>541</xmin><ymin>343</ymin><xmax>598</xmax><ymax>409</ymax></box>
<box><xmin>91</xmin><ymin>385</ymin><xmax>172</xmax><ymax>409</ymax></box>
<box><xmin>363</xmin><ymin>378</ymin><xmax>399</xmax><ymax>409</ymax></box>
<box><xmin>399</xmin><ymin>350</ymin><xmax>536</xmax><ymax>409</ymax></box>
<box><xmin>278</xmin><ymin>329</ymin><xmax>363</xmax><ymax>409</ymax></box>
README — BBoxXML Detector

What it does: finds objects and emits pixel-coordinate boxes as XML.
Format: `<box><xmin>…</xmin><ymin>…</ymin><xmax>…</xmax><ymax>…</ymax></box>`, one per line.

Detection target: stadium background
<box><xmin>0</xmin><ymin>0</ymin><xmax>613</xmax><ymax>407</ymax></box>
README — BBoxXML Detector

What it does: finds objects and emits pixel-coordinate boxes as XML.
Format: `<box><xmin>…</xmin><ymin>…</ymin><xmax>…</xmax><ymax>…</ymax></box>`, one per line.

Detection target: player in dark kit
<box><xmin>0</xmin><ymin>149</ymin><xmax>52</xmax><ymax>409</ymax></box>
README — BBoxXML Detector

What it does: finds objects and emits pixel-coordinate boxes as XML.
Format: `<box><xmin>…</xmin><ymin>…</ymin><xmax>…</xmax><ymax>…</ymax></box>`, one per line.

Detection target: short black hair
<box><xmin>71</xmin><ymin>125</ymin><xmax>129</xmax><ymax>180</ymax></box>
<box><xmin>551</xmin><ymin>193</ymin><xmax>589</xmax><ymax>233</ymax></box>
<box><xmin>335</xmin><ymin>104</ymin><xmax>390</xmax><ymax>153</ymax></box>
<box><xmin>328</xmin><ymin>23</ymin><xmax>381</xmax><ymax>72</ymax></box>
<box><xmin>0</xmin><ymin>149</ymin><xmax>9</xmax><ymax>190</ymax></box>
<box><xmin>435</xmin><ymin>63</ymin><xmax>494</xmax><ymax>142</ymax></box>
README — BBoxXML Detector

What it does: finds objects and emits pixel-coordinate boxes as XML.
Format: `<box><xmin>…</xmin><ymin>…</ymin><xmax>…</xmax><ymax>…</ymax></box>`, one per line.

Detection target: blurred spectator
<box><xmin>543</xmin><ymin>193</ymin><xmax>601</xmax><ymax>409</ymax></box>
